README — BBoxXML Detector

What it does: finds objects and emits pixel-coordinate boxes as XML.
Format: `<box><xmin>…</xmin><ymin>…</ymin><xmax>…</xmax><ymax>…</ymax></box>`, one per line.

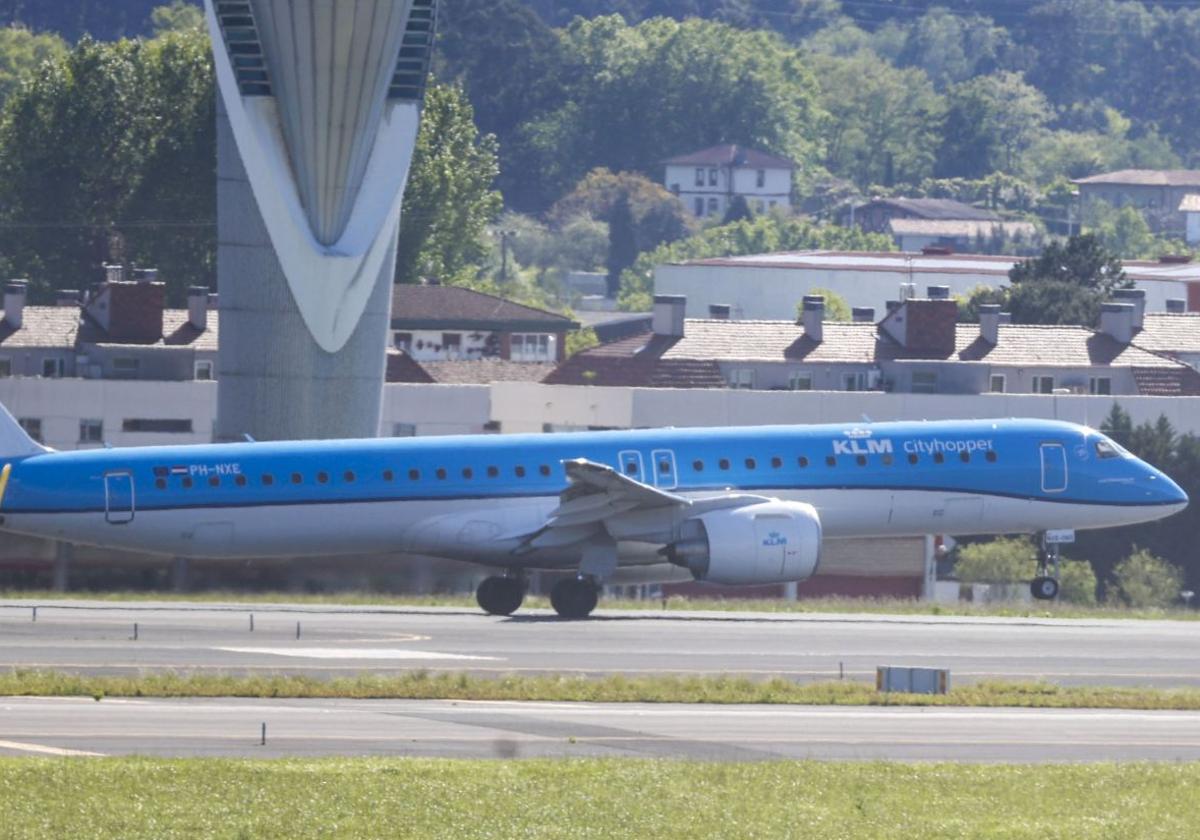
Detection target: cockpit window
<box><xmin>1095</xmin><ymin>439</ymin><xmax>1126</xmax><ymax>459</ymax></box>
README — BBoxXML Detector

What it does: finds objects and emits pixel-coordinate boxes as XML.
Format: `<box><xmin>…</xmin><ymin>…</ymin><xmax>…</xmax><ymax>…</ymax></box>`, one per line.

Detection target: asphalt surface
<box><xmin>2</xmin><ymin>696</ymin><xmax>1199</xmax><ymax>762</ymax></box>
<box><xmin>1</xmin><ymin>600</ymin><xmax>1199</xmax><ymax>687</ymax></box>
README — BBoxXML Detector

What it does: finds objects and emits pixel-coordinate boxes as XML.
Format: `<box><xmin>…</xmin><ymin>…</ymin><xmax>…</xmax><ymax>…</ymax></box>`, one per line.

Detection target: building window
<box><xmin>121</xmin><ymin>418</ymin><xmax>193</xmax><ymax>433</ymax></box>
<box><xmin>756</xmin><ymin>200</ymin><xmax>765</xmax><ymax>213</ymax></box>
<box><xmin>194</xmin><ymin>360</ymin><xmax>214</xmax><ymax>381</ymax></box>
<box><xmin>694</xmin><ymin>197</ymin><xmax>704</xmax><ymax>216</ymax></box>
<box><xmin>989</xmin><ymin>374</ymin><xmax>1006</xmax><ymax>393</ymax></box>
<box><xmin>512</xmin><ymin>333</ymin><xmax>552</xmax><ymax>362</ymax></box>
<box><xmin>442</xmin><ymin>333</ymin><xmax>462</xmax><ymax>359</ymax></box>
<box><xmin>0</xmin><ymin>358</ymin><xmax>10</xmax><ymax>377</ymax></box>
<box><xmin>911</xmin><ymin>371</ymin><xmax>938</xmax><ymax>394</ymax></box>
<box><xmin>789</xmin><ymin>372</ymin><xmax>813</xmax><ymax>391</ymax></box>
<box><xmin>843</xmin><ymin>372</ymin><xmax>868</xmax><ymax>392</ymax></box>
<box><xmin>729</xmin><ymin>369</ymin><xmax>754</xmax><ymax>390</ymax></box>
<box><xmin>41</xmin><ymin>358</ymin><xmax>64</xmax><ymax>378</ymax></box>
<box><xmin>707</xmin><ymin>197</ymin><xmax>719</xmax><ymax>215</ymax></box>
<box><xmin>695</xmin><ymin>168</ymin><xmax>704</xmax><ymax>187</ymax></box>
<box><xmin>19</xmin><ymin>418</ymin><xmax>42</xmax><ymax>442</ymax></box>
<box><xmin>79</xmin><ymin>419</ymin><xmax>103</xmax><ymax>443</ymax></box>
<box><xmin>1033</xmin><ymin>375</ymin><xmax>1055</xmax><ymax>394</ymax></box>
<box><xmin>111</xmin><ymin>358</ymin><xmax>140</xmax><ymax>379</ymax></box>
<box><xmin>708</xmin><ymin>168</ymin><xmax>718</xmax><ymax>186</ymax></box>
<box><xmin>393</xmin><ymin>332</ymin><xmax>413</xmax><ymax>352</ymax></box>
<box><xmin>756</xmin><ymin>169</ymin><xmax>765</xmax><ymax>188</ymax></box>
<box><xmin>392</xmin><ymin>423</ymin><xmax>416</xmax><ymax>437</ymax></box>
<box><xmin>1089</xmin><ymin>376</ymin><xmax>1112</xmax><ymax>395</ymax></box>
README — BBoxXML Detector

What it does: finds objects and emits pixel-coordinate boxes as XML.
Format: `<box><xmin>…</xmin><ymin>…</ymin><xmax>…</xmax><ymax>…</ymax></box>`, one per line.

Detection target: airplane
<box><xmin>0</xmin><ymin>403</ymin><xmax>1186</xmax><ymax>618</ymax></box>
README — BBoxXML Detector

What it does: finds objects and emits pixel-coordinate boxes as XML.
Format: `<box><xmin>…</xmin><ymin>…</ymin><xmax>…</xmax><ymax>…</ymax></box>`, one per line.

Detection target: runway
<box><xmin>1</xmin><ymin>599</ymin><xmax>1199</xmax><ymax>687</ymax></box>
<box><xmin>2</xmin><ymin>696</ymin><xmax>1199</xmax><ymax>762</ymax></box>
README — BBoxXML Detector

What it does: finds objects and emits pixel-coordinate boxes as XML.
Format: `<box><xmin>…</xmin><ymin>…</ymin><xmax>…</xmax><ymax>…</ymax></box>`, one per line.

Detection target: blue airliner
<box><xmin>0</xmin><ymin>404</ymin><xmax>1186</xmax><ymax>617</ymax></box>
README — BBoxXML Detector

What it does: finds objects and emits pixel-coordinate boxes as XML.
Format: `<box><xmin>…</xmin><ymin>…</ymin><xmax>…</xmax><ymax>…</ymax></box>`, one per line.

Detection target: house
<box><xmin>663</xmin><ymin>143</ymin><xmax>794</xmax><ymax>220</ymax></box>
<box><xmin>1178</xmin><ymin>194</ymin><xmax>1200</xmax><ymax>245</ymax></box>
<box><xmin>545</xmin><ymin>292</ymin><xmax>1200</xmax><ymax>398</ymax></box>
<box><xmin>848</xmin><ymin>197</ymin><xmax>999</xmax><ymax>232</ymax></box>
<box><xmin>885</xmin><ymin>218</ymin><xmax>1038</xmax><ymax>253</ymax></box>
<box><xmin>390</xmin><ymin>283</ymin><xmax>577</xmax><ymax>364</ymax></box>
<box><xmin>654</xmin><ymin>250</ymin><xmax>1200</xmax><ymax>320</ymax></box>
<box><xmin>1073</xmin><ymin>169</ymin><xmax>1200</xmax><ymax>234</ymax></box>
<box><xmin>1129</xmin><ymin>306</ymin><xmax>1200</xmax><ymax>372</ymax></box>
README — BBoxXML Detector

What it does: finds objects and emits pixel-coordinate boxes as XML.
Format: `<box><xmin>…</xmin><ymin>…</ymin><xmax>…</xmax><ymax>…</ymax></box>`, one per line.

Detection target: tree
<box><xmin>0</xmin><ymin>25</ymin><xmax>66</xmax><ymax>106</ymax></box>
<box><xmin>723</xmin><ymin>195</ymin><xmax>753</xmax><ymax>225</ymax></box>
<box><xmin>1112</xmin><ymin>548</ymin><xmax>1184</xmax><ymax>609</ymax></box>
<box><xmin>605</xmin><ymin>193</ymin><xmax>637</xmax><ymax>299</ymax></box>
<box><xmin>1005</xmin><ymin>234</ymin><xmax>1130</xmax><ymax>325</ymax></box>
<box><xmin>394</xmin><ymin>82</ymin><xmax>503</xmax><ymax>285</ymax></box>
<box><xmin>149</xmin><ymin>1</ymin><xmax>203</xmax><ymax>35</ymax></box>
<box><xmin>954</xmin><ymin>537</ymin><xmax>1034</xmax><ymax>584</ymax></box>
<box><xmin>799</xmin><ymin>286</ymin><xmax>850</xmax><ymax>322</ymax></box>
<box><xmin>549</xmin><ymin>168</ymin><xmax>694</xmax><ymax>255</ymax></box>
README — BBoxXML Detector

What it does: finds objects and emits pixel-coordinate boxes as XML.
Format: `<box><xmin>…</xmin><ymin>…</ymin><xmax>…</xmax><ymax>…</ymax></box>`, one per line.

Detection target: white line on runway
<box><xmin>0</xmin><ymin>739</ymin><xmax>105</xmax><ymax>757</ymax></box>
<box><xmin>216</xmin><ymin>647</ymin><xmax>503</xmax><ymax>661</ymax></box>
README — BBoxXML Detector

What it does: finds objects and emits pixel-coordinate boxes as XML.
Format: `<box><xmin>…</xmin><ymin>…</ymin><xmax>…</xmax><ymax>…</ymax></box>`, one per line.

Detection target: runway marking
<box><xmin>0</xmin><ymin>739</ymin><xmax>104</xmax><ymax>757</ymax></box>
<box><xmin>215</xmin><ymin>647</ymin><xmax>503</xmax><ymax>661</ymax></box>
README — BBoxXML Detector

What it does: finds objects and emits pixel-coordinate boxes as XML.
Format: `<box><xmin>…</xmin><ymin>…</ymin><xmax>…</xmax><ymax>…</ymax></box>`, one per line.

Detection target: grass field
<box><xmin>0</xmin><ymin>757</ymin><xmax>1195</xmax><ymax>839</ymax></box>
<box><xmin>3</xmin><ymin>588</ymin><xmax>1197</xmax><ymax>621</ymax></box>
<box><xmin>5</xmin><ymin>669</ymin><xmax>1200</xmax><ymax>710</ymax></box>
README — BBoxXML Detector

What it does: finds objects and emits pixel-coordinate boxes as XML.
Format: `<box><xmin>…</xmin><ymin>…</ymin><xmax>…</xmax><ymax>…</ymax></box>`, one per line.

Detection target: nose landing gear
<box><xmin>1031</xmin><ymin>533</ymin><xmax>1062</xmax><ymax>601</ymax></box>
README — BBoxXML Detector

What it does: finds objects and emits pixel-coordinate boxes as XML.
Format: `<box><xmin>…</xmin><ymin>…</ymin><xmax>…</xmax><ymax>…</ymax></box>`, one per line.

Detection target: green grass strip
<box><xmin>3</xmin><ymin>588</ymin><xmax>1198</xmax><ymax>620</ymax></box>
<box><xmin>4</xmin><ymin>669</ymin><xmax>1200</xmax><ymax>710</ymax></box>
<box><xmin>0</xmin><ymin>757</ymin><xmax>1196</xmax><ymax>839</ymax></box>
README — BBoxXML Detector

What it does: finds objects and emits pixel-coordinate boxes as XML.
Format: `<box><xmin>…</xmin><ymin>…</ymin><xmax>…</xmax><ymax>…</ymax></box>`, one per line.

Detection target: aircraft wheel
<box><xmin>1030</xmin><ymin>576</ymin><xmax>1059</xmax><ymax>601</ymax></box>
<box><xmin>476</xmin><ymin>576</ymin><xmax>525</xmax><ymax>616</ymax></box>
<box><xmin>550</xmin><ymin>578</ymin><xmax>599</xmax><ymax>619</ymax></box>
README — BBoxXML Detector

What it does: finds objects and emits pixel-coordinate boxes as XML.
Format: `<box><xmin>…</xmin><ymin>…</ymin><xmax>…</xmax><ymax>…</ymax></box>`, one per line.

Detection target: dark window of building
<box><xmin>122</xmin><ymin>419</ymin><xmax>193</xmax><ymax>434</ymax></box>
<box><xmin>18</xmin><ymin>418</ymin><xmax>42</xmax><ymax>442</ymax></box>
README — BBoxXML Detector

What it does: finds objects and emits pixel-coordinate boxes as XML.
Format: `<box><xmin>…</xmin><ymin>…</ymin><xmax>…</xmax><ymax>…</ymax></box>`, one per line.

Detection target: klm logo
<box><xmin>762</xmin><ymin>531</ymin><xmax>788</xmax><ymax>547</ymax></box>
<box><xmin>832</xmin><ymin>439</ymin><xmax>894</xmax><ymax>456</ymax></box>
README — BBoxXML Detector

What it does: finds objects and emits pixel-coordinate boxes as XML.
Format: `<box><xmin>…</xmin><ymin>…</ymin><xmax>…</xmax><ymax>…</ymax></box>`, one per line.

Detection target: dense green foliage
<box><xmin>3</xmin><ymin>757</ymin><xmax>1199</xmax><ymax>839</ymax></box>
<box><xmin>955</xmin><ymin>537</ymin><xmax>1097</xmax><ymax>603</ymax></box>
<box><xmin>1005</xmin><ymin>234</ymin><xmax>1131</xmax><ymax>324</ymax></box>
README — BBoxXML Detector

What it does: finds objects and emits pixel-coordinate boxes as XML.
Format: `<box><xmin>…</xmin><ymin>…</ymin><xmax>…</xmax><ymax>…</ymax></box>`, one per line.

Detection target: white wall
<box><xmin>382</xmin><ymin>384</ymin><xmax>491</xmax><ymax>436</ymax></box>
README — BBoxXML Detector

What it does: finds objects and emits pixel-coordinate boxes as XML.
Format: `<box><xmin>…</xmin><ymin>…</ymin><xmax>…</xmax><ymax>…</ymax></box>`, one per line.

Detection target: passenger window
<box><xmin>383</xmin><ymin>470</ymin><xmax>394</xmax><ymax>482</ymax></box>
<box><xmin>487</xmin><ymin>466</ymin><xmax>499</xmax><ymax>478</ymax></box>
<box><xmin>291</xmin><ymin>473</ymin><xmax>302</xmax><ymax>484</ymax></box>
<box><xmin>719</xmin><ymin>458</ymin><xmax>730</xmax><ymax>470</ymax></box>
<box><xmin>986</xmin><ymin>451</ymin><xmax>997</xmax><ymax>463</ymax></box>
<box><xmin>798</xmin><ymin>456</ymin><xmax>809</xmax><ymax>468</ymax></box>
<box><xmin>317</xmin><ymin>471</ymin><xmax>329</xmax><ymax>484</ymax></box>
<box><xmin>882</xmin><ymin>454</ymin><xmax>894</xmax><ymax>466</ymax></box>
<box><xmin>436</xmin><ymin>468</ymin><xmax>447</xmax><ymax>480</ymax></box>
<box><xmin>771</xmin><ymin>457</ymin><xmax>782</xmax><ymax>469</ymax></box>
<box><xmin>540</xmin><ymin>465</ymin><xmax>551</xmax><ymax>477</ymax></box>
<box><xmin>153</xmin><ymin>467</ymin><xmax>168</xmax><ymax>477</ymax></box>
<box><xmin>933</xmin><ymin>453</ymin><xmax>945</xmax><ymax>464</ymax></box>
<box><xmin>262</xmin><ymin>474</ymin><xmax>274</xmax><ymax>486</ymax></box>
<box><xmin>462</xmin><ymin>467</ymin><xmax>473</xmax><ymax>479</ymax></box>
<box><xmin>344</xmin><ymin>471</ymin><xmax>356</xmax><ymax>482</ymax></box>
<box><xmin>235</xmin><ymin>475</ymin><xmax>247</xmax><ymax>487</ymax></box>
<box><xmin>155</xmin><ymin>478</ymin><xmax>166</xmax><ymax>490</ymax></box>
<box><xmin>745</xmin><ymin>458</ymin><xmax>756</xmax><ymax>470</ymax></box>
<box><xmin>907</xmin><ymin>454</ymin><xmax>918</xmax><ymax>465</ymax></box>
<box><xmin>182</xmin><ymin>477</ymin><xmax>194</xmax><ymax>489</ymax></box>
<box><xmin>409</xmin><ymin>469</ymin><xmax>420</xmax><ymax>481</ymax></box>
<box><xmin>1095</xmin><ymin>440</ymin><xmax>1120</xmax><ymax>459</ymax></box>
<box><xmin>624</xmin><ymin>462</ymin><xmax>638</xmax><ymax>475</ymax></box>
<box><xmin>209</xmin><ymin>475</ymin><xmax>220</xmax><ymax>487</ymax></box>
<box><xmin>856</xmin><ymin>455</ymin><xmax>867</xmax><ymax>467</ymax></box>
<box><xmin>692</xmin><ymin>460</ymin><xmax>704</xmax><ymax>472</ymax></box>
<box><xmin>959</xmin><ymin>452</ymin><xmax>970</xmax><ymax>463</ymax></box>
<box><xmin>515</xmin><ymin>465</ymin><xmax>526</xmax><ymax>478</ymax></box>
<box><xmin>825</xmin><ymin>456</ymin><xmax>836</xmax><ymax>467</ymax></box>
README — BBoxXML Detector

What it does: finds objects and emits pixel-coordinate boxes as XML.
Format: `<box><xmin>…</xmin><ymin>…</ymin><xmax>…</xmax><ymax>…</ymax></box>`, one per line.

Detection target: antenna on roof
<box><xmin>243</xmin><ymin>433</ymin><xmax>256</xmax><ymax>443</ymax></box>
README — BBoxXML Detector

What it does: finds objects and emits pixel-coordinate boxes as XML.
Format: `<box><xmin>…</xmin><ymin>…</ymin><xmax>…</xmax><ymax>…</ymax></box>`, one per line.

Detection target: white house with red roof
<box><xmin>663</xmin><ymin>143</ymin><xmax>794</xmax><ymax>219</ymax></box>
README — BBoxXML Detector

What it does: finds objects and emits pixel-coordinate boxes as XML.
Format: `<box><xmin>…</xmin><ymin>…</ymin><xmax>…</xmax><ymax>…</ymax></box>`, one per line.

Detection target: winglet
<box><xmin>0</xmin><ymin>401</ymin><xmax>49</xmax><ymax>458</ymax></box>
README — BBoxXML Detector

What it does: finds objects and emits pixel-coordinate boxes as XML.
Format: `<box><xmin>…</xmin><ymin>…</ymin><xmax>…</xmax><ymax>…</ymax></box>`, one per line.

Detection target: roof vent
<box><xmin>926</xmin><ymin>285</ymin><xmax>951</xmax><ymax>300</ymax></box>
<box><xmin>1112</xmin><ymin>288</ymin><xmax>1146</xmax><ymax>330</ymax></box>
<box><xmin>1100</xmin><ymin>302</ymin><xmax>1135</xmax><ymax>344</ymax></box>
<box><xmin>1166</xmin><ymin>298</ymin><xmax>1187</xmax><ymax>314</ymax></box>
<box><xmin>801</xmin><ymin>295</ymin><xmax>824</xmax><ymax>344</ymax></box>
<box><xmin>708</xmin><ymin>303</ymin><xmax>731</xmax><ymax>320</ymax></box>
<box><xmin>56</xmin><ymin>289</ymin><xmax>80</xmax><ymax>307</ymax></box>
<box><xmin>978</xmin><ymin>303</ymin><xmax>1002</xmax><ymax>345</ymax></box>
<box><xmin>652</xmin><ymin>294</ymin><xmax>687</xmax><ymax>338</ymax></box>
<box><xmin>851</xmin><ymin>307</ymin><xmax>875</xmax><ymax>323</ymax></box>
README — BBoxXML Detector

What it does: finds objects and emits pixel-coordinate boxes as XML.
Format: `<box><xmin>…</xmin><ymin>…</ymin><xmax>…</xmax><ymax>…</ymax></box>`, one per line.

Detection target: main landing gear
<box><xmin>476</xmin><ymin>575</ymin><xmax>526</xmax><ymax>616</ymax></box>
<box><xmin>550</xmin><ymin>576</ymin><xmax>600</xmax><ymax>620</ymax></box>
<box><xmin>1031</xmin><ymin>533</ymin><xmax>1061</xmax><ymax>601</ymax></box>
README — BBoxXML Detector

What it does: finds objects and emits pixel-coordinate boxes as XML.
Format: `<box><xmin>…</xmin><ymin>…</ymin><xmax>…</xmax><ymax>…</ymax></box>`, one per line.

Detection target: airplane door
<box><xmin>1040</xmin><ymin>443</ymin><xmax>1068</xmax><ymax>493</ymax></box>
<box><xmin>651</xmin><ymin>449</ymin><xmax>678</xmax><ymax>489</ymax></box>
<box><xmin>618</xmin><ymin>450</ymin><xmax>644</xmax><ymax>482</ymax></box>
<box><xmin>104</xmin><ymin>471</ymin><xmax>135</xmax><ymax>524</ymax></box>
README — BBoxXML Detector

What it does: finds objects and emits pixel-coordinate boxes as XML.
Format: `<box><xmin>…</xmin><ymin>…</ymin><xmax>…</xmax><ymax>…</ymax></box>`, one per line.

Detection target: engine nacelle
<box><xmin>664</xmin><ymin>500</ymin><xmax>822</xmax><ymax>585</ymax></box>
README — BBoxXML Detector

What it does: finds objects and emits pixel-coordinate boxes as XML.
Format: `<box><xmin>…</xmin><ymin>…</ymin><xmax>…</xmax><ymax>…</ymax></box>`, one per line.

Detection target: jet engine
<box><xmin>663</xmin><ymin>500</ymin><xmax>822</xmax><ymax>585</ymax></box>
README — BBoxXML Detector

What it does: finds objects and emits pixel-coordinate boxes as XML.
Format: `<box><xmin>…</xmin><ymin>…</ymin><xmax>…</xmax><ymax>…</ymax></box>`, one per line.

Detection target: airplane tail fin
<box><xmin>0</xmin><ymin>401</ymin><xmax>48</xmax><ymax>458</ymax></box>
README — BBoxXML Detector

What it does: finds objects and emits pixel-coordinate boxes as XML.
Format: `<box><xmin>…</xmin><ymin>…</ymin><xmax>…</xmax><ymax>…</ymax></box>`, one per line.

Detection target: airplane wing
<box><xmin>511</xmin><ymin>458</ymin><xmax>691</xmax><ymax>553</ymax></box>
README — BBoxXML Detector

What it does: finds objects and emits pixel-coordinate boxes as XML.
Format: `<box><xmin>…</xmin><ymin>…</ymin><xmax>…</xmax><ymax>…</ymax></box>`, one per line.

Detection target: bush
<box><xmin>954</xmin><ymin>537</ymin><xmax>1035</xmax><ymax>583</ymax></box>
<box><xmin>1111</xmin><ymin>549</ymin><xmax>1184</xmax><ymax>608</ymax></box>
<box><xmin>1058</xmin><ymin>559</ymin><xmax>1098</xmax><ymax>604</ymax></box>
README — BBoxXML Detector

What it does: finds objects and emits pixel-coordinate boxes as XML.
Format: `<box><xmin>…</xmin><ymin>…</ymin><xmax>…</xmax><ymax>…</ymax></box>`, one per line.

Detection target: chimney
<box><xmin>103</xmin><ymin>263</ymin><xmax>124</xmax><ymax>284</ymax></box>
<box><xmin>1112</xmin><ymin>288</ymin><xmax>1145</xmax><ymax>330</ymax></box>
<box><xmin>899</xmin><ymin>283</ymin><xmax>916</xmax><ymax>301</ymax></box>
<box><xmin>885</xmin><ymin>300</ymin><xmax>901</xmax><ymax>314</ymax></box>
<box><xmin>652</xmin><ymin>294</ymin><xmax>686</xmax><ymax>338</ymax></box>
<box><xmin>708</xmin><ymin>303</ymin><xmax>731</xmax><ymax>320</ymax></box>
<box><xmin>979</xmin><ymin>303</ymin><xmax>1002</xmax><ymax>345</ymax></box>
<box><xmin>188</xmin><ymin>285</ymin><xmax>210</xmax><ymax>331</ymax></box>
<box><xmin>801</xmin><ymin>295</ymin><xmax>824</xmax><ymax>343</ymax></box>
<box><xmin>4</xmin><ymin>279</ymin><xmax>27</xmax><ymax>329</ymax></box>
<box><xmin>852</xmin><ymin>306</ymin><xmax>875</xmax><ymax>323</ymax></box>
<box><xmin>1166</xmin><ymin>298</ymin><xmax>1187</xmax><ymax>314</ymax></box>
<box><xmin>881</xmin><ymin>298</ymin><xmax>957</xmax><ymax>355</ymax></box>
<box><xmin>133</xmin><ymin>268</ymin><xmax>159</xmax><ymax>283</ymax></box>
<box><xmin>1100</xmin><ymin>302</ymin><xmax>1135</xmax><ymax>344</ymax></box>
<box><xmin>998</xmin><ymin>312</ymin><xmax>1012</xmax><ymax>325</ymax></box>
<box><xmin>926</xmin><ymin>285</ymin><xmax>951</xmax><ymax>300</ymax></box>
<box><xmin>56</xmin><ymin>289</ymin><xmax>80</xmax><ymax>307</ymax></box>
